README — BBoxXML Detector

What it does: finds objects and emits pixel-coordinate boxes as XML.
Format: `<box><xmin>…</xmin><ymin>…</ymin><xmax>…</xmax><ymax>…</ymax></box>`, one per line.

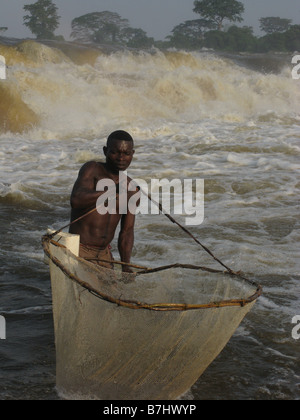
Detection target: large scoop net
<box><xmin>42</xmin><ymin>187</ymin><xmax>262</xmax><ymax>399</ymax></box>
<box><xmin>42</xmin><ymin>227</ymin><xmax>261</xmax><ymax>400</ymax></box>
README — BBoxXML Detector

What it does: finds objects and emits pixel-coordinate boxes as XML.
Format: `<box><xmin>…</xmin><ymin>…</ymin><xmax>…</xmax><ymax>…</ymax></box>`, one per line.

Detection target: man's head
<box><xmin>104</xmin><ymin>130</ymin><xmax>135</xmax><ymax>173</ymax></box>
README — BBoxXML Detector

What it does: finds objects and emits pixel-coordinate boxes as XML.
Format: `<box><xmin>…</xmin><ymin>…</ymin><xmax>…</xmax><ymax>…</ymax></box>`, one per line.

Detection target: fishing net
<box><xmin>42</xmin><ymin>231</ymin><xmax>261</xmax><ymax>400</ymax></box>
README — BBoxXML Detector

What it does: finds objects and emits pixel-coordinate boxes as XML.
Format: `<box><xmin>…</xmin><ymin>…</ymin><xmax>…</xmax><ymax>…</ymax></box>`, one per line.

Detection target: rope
<box><xmin>42</xmin><ymin>181</ymin><xmax>263</xmax><ymax>310</ymax></box>
<box><xmin>47</xmin><ymin>186</ymin><xmax>238</xmax><ymax>275</ymax></box>
<box><xmin>42</xmin><ymin>237</ymin><xmax>262</xmax><ymax>311</ymax></box>
<box><xmin>142</xmin><ymin>190</ymin><xmax>235</xmax><ymax>274</ymax></box>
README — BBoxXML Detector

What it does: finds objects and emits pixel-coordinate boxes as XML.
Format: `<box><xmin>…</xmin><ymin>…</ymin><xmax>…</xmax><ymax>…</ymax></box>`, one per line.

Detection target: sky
<box><xmin>0</xmin><ymin>0</ymin><xmax>299</xmax><ymax>41</ymax></box>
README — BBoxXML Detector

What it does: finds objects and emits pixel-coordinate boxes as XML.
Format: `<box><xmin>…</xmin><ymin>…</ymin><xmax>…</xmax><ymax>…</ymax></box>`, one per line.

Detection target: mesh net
<box><xmin>43</xmin><ymin>233</ymin><xmax>260</xmax><ymax>400</ymax></box>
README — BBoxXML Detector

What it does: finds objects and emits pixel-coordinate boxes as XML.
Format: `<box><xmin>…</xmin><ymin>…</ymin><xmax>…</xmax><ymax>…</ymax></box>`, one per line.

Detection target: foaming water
<box><xmin>0</xmin><ymin>40</ymin><xmax>299</xmax><ymax>137</ymax></box>
<box><xmin>0</xmin><ymin>39</ymin><xmax>299</xmax><ymax>400</ymax></box>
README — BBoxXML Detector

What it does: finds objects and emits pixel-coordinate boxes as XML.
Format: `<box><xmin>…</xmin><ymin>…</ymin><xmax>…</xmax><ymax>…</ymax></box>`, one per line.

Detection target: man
<box><xmin>69</xmin><ymin>130</ymin><xmax>137</xmax><ymax>272</ymax></box>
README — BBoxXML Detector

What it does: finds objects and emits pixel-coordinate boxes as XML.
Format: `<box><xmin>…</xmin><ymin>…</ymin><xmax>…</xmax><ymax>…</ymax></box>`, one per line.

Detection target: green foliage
<box><xmin>53</xmin><ymin>34</ymin><xmax>65</xmax><ymax>42</ymax></box>
<box><xmin>226</xmin><ymin>25</ymin><xmax>257</xmax><ymax>52</ymax></box>
<box><xmin>257</xmin><ymin>25</ymin><xmax>300</xmax><ymax>52</ymax></box>
<box><xmin>256</xmin><ymin>32</ymin><xmax>287</xmax><ymax>52</ymax></box>
<box><xmin>122</xmin><ymin>28</ymin><xmax>155</xmax><ymax>48</ymax></box>
<box><xmin>71</xmin><ymin>11</ymin><xmax>154</xmax><ymax>48</ymax></box>
<box><xmin>202</xmin><ymin>23</ymin><xmax>300</xmax><ymax>53</ymax></box>
<box><xmin>71</xmin><ymin>11</ymin><xmax>129</xmax><ymax>44</ymax></box>
<box><xmin>167</xmin><ymin>8</ymin><xmax>298</xmax><ymax>54</ymax></box>
<box><xmin>15</xmin><ymin>1</ymin><xmax>299</xmax><ymax>53</ymax></box>
<box><xmin>204</xmin><ymin>30</ymin><xmax>227</xmax><ymax>50</ymax></box>
<box><xmin>204</xmin><ymin>26</ymin><xmax>256</xmax><ymax>52</ymax></box>
<box><xmin>259</xmin><ymin>17</ymin><xmax>292</xmax><ymax>34</ymax></box>
<box><xmin>167</xmin><ymin>19</ymin><xmax>214</xmax><ymax>49</ymax></box>
<box><xmin>23</xmin><ymin>0</ymin><xmax>60</xmax><ymax>39</ymax></box>
<box><xmin>193</xmin><ymin>0</ymin><xmax>244</xmax><ymax>30</ymax></box>
<box><xmin>284</xmin><ymin>25</ymin><xmax>300</xmax><ymax>51</ymax></box>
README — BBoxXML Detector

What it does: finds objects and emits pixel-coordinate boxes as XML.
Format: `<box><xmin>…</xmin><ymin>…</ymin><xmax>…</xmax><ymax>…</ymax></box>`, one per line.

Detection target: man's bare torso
<box><xmin>69</xmin><ymin>161</ymin><xmax>124</xmax><ymax>248</ymax></box>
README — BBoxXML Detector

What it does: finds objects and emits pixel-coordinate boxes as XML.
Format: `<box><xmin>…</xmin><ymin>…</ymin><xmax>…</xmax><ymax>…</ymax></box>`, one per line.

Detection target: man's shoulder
<box><xmin>79</xmin><ymin>161</ymin><xmax>104</xmax><ymax>175</ymax></box>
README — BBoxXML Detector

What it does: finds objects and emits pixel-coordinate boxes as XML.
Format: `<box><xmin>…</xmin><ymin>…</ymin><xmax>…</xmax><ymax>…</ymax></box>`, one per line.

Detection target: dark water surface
<box><xmin>0</xmin><ymin>40</ymin><xmax>299</xmax><ymax>400</ymax></box>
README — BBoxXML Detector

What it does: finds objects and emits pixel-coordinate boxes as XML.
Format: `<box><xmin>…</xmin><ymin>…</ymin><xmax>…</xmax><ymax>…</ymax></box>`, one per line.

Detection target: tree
<box><xmin>193</xmin><ymin>0</ymin><xmax>244</xmax><ymax>30</ymax></box>
<box><xmin>204</xmin><ymin>25</ymin><xmax>256</xmax><ymax>52</ymax></box>
<box><xmin>226</xmin><ymin>26</ymin><xmax>257</xmax><ymax>51</ymax></box>
<box><xmin>284</xmin><ymin>24</ymin><xmax>300</xmax><ymax>51</ymax></box>
<box><xmin>256</xmin><ymin>24</ymin><xmax>300</xmax><ymax>52</ymax></box>
<box><xmin>259</xmin><ymin>17</ymin><xmax>292</xmax><ymax>34</ymax></box>
<box><xmin>23</xmin><ymin>0</ymin><xmax>60</xmax><ymax>39</ymax></box>
<box><xmin>121</xmin><ymin>28</ymin><xmax>154</xmax><ymax>48</ymax></box>
<box><xmin>204</xmin><ymin>30</ymin><xmax>227</xmax><ymax>50</ymax></box>
<box><xmin>167</xmin><ymin>19</ymin><xmax>214</xmax><ymax>49</ymax></box>
<box><xmin>71</xmin><ymin>11</ymin><xmax>129</xmax><ymax>44</ymax></box>
<box><xmin>0</xmin><ymin>27</ymin><xmax>8</xmax><ymax>33</ymax></box>
<box><xmin>256</xmin><ymin>32</ymin><xmax>286</xmax><ymax>52</ymax></box>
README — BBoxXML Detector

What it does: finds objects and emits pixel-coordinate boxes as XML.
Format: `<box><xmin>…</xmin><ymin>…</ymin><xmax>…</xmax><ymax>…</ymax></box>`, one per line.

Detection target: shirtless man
<box><xmin>69</xmin><ymin>130</ymin><xmax>137</xmax><ymax>272</ymax></box>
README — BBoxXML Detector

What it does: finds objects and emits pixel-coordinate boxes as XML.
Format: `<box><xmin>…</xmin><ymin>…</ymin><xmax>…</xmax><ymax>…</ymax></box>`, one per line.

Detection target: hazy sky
<box><xmin>1</xmin><ymin>0</ymin><xmax>299</xmax><ymax>40</ymax></box>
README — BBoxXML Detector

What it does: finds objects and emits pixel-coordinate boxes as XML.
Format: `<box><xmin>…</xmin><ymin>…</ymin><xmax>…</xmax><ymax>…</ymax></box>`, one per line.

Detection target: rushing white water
<box><xmin>0</xmin><ymin>39</ymin><xmax>299</xmax><ymax>399</ymax></box>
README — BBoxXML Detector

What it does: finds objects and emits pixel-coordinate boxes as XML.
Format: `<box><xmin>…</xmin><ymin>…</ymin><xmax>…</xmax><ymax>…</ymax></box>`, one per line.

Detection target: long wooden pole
<box><xmin>47</xmin><ymin>186</ymin><xmax>239</xmax><ymax>275</ymax></box>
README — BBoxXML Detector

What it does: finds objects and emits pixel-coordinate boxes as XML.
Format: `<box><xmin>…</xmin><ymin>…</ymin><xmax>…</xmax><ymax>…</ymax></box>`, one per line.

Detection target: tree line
<box><xmin>1</xmin><ymin>0</ymin><xmax>299</xmax><ymax>52</ymax></box>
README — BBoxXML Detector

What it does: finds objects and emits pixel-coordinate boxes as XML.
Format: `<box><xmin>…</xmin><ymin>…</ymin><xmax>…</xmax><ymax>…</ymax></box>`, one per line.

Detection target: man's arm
<box><xmin>70</xmin><ymin>162</ymin><xmax>103</xmax><ymax>210</ymax></box>
<box><xmin>118</xmin><ymin>212</ymin><xmax>135</xmax><ymax>273</ymax></box>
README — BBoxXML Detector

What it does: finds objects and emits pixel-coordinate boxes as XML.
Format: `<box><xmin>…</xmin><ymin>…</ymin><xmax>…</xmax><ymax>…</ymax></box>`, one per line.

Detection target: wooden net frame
<box><xmin>42</xmin><ymin>235</ymin><xmax>262</xmax><ymax>311</ymax></box>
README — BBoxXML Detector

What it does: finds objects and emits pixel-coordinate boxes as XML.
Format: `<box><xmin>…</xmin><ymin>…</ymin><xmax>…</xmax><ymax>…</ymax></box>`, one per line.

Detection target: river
<box><xmin>0</xmin><ymin>38</ymin><xmax>299</xmax><ymax>399</ymax></box>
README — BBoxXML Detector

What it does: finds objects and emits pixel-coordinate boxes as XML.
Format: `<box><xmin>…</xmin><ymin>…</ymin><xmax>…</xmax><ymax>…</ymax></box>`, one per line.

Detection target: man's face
<box><xmin>104</xmin><ymin>139</ymin><xmax>135</xmax><ymax>173</ymax></box>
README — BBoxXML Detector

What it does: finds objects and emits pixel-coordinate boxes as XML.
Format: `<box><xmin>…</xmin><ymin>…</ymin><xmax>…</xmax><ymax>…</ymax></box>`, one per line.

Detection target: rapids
<box><xmin>0</xmin><ymin>38</ymin><xmax>299</xmax><ymax>400</ymax></box>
